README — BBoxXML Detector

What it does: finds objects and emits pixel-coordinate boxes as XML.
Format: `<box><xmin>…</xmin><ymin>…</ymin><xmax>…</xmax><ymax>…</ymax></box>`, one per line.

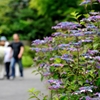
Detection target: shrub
<box><xmin>30</xmin><ymin>0</ymin><xmax>100</xmax><ymax>100</ymax></box>
<box><xmin>22</xmin><ymin>46</ymin><xmax>34</xmax><ymax>68</ymax></box>
<box><xmin>22</xmin><ymin>55</ymin><xmax>33</xmax><ymax>68</ymax></box>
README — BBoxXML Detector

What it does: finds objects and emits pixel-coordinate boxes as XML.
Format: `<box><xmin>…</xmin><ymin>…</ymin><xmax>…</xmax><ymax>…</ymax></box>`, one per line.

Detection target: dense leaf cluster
<box><xmin>30</xmin><ymin>0</ymin><xmax>100</xmax><ymax>100</ymax></box>
<box><xmin>0</xmin><ymin>0</ymin><xmax>86</xmax><ymax>40</ymax></box>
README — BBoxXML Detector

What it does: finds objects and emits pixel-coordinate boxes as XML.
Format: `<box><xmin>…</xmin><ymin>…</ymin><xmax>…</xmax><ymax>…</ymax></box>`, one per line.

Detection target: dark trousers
<box><xmin>11</xmin><ymin>58</ymin><xmax>23</xmax><ymax>77</ymax></box>
<box><xmin>5</xmin><ymin>62</ymin><xmax>10</xmax><ymax>79</ymax></box>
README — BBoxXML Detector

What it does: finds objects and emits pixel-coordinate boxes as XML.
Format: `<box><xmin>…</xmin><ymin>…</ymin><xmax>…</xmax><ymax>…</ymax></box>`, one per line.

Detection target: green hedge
<box><xmin>22</xmin><ymin>46</ymin><xmax>34</xmax><ymax>68</ymax></box>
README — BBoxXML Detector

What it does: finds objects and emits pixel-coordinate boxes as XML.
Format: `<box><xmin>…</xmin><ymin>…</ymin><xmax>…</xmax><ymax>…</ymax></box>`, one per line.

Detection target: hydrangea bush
<box><xmin>30</xmin><ymin>0</ymin><xmax>100</xmax><ymax>100</ymax></box>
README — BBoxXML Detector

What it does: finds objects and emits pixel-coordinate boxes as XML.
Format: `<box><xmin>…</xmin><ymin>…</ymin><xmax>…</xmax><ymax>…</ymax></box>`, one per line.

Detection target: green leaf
<box><xmin>93</xmin><ymin>44</ymin><xmax>98</xmax><ymax>49</ymax></box>
<box><xmin>78</xmin><ymin>81</ymin><xmax>83</xmax><ymax>86</ymax></box>
<box><xmin>60</xmin><ymin>95</ymin><xmax>68</xmax><ymax>100</ymax></box>
<box><xmin>29</xmin><ymin>88</ymin><xmax>35</xmax><ymax>93</ymax></box>
<box><xmin>32</xmin><ymin>70</ymin><xmax>37</xmax><ymax>73</ymax></box>
<box><xmin>55</xmin><ymin>58</ymin><xmax>61</xmax><ymax>63</ymax></box>
<box><xmin>50</xmin><ymin>66</ymin><xmax>55</xmax><ymax>72</ymax></box>
<box><xmin>29</xmin><ymin>96</ymin><xmax>36</xmax><ymax>99</ymax></box>
<box><xmin>43</xmin><ymin>95</ymin><xmax>48</xmax><ymax>100</ymax></box>
<box><xmin>41</xmin><ymin>75</ymin><xmax>44</xmax><ymax>81</ymax></box>
<box><xmin>95</xmin><ymin>78</ymin><xmax>100</xmax><ymax>87</ymax></box>
<box><xmin>53</xmin><ymin>74</ymin><xmax>59</xmax><ymax>79</ymax></box>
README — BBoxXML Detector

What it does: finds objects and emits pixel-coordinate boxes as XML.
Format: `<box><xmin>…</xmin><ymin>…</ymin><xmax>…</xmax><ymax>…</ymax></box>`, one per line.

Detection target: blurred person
<box><xmin>0</xmin><ymin>36</ymin><xmax>11</xmax><ymax>79</ymax></box>
<box><xmin>9</xmin><ymin>33</ymin><xmax>24</xmax><ymax>79</ymax></box>
<box><xmin>0</xmin><ymin>38</ymin><xmax>5</xmax><ymax>79</ymax></box>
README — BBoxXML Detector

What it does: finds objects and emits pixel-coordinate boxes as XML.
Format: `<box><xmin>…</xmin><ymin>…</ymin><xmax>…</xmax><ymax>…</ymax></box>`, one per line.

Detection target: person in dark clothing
<box><xmin>9</xmin><ymin>34</ymin><xmax>24</xmax><ymax>79</ymax></box>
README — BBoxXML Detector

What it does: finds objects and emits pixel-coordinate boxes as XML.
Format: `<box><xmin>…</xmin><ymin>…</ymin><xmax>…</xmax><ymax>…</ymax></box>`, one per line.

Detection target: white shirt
<box><xmin>4</xmin><ymin>42</ymin><xmax>12</xmax><ymax>63</ymax></box>
<box><xmin>5</xmin><ymin>41</ymin><xmax>9</xmax><ymax>47</ymax></box>
<box><xmin>4</xmin><ymin>47</ymin><xmax>12</xmax><ymax>63</ymax></box>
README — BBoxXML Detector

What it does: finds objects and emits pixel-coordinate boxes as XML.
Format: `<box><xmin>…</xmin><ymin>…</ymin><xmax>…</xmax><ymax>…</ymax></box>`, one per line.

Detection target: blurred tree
<box><xmin>2</xmin><ymin>0</ymin><xmax>99</xmax><ymax>40</ymax></box>
<box><xmin>0</xmin><ymin>0</ymin><xmax>53</xmax><ymax>40</ymax></box>
<box><xmin>0</xmin><ymin>0</ymin><xmax>12</xmax><ymax>34</ymax></box>
<box><xmin>29</xmin><ymin>0</ymin><xmax>84</xmax><ymax>21</ymax></box>
<box><xmin>0</xmin><ymin>0</ymin><xmax>11</xmax><ymax>22</ymax></box>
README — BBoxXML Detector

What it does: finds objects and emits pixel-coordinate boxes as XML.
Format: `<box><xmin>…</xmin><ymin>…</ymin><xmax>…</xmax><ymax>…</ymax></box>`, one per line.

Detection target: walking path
<box><xmin>0</xmin><ymin>67</ymin><xmax>48</xmax><ymax>100</ymax></box>
<box><xmin>0</xmin><ymin>67</ymin><xmax>99</xmax><ymax>100</ymax></box>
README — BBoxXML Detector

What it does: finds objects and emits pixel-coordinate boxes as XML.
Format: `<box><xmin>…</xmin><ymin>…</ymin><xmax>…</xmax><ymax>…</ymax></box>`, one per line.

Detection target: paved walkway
<box><xmin>0</xmin><ymin>68</ymin><xmax>48</xmax><ymax>100</ymax></box>
<box><xmin>0</xmin><ymin>67</ymin><xmax>99</xmax><ymax>100</ymax></box>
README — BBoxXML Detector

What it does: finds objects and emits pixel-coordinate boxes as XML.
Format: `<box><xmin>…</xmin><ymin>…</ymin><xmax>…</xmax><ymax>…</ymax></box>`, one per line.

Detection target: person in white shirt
<box><xmin>0</xmin><ymin>36</ymin><xmax>12</xmax><ymax>79</ymax></box>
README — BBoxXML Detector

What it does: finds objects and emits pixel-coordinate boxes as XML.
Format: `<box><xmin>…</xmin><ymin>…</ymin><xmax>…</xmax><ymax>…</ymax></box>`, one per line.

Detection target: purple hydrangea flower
<box><xmin>89</xmin><ymin>12</ymin><xmax>100</xmax><ymax>16</ymax></box>
<box><xmin>94</xmin><ymin>56</ymin><xmax>100</xmax><ymax>61</ymax></box>
<box><xmin>70</xmin><ymin>30</ymin><xmax>81</xmax><ymax>34</ymax></box>
<box><xmin>72</xmin><ymin>42</ymin><xmax>82</xmax><ymax>47</ymax></box>
<box><xmin>67</xmin><ymin>47</ymin><xmax>77</xmax><ymax>51</ymax></box>
<box><xmin>32</xmin><ymin>39</ymin><xmax>41</xmax><ymax>45</ymax></box>
<box><xmin>43</xmin><ymin>72</ymin><xmax>51</xmax><ymax>76</ymax></box>
<box><xmin>50</xmin><ymin>56</ymin><xmax>61</xmax><ymax>61</ymax></box>
<box><xmin>39</xmin><ymin>63</ymin><xmax>49</xmax><ymax>68</ymax></box>
<box><xmin>58</xmin><ymin>44</ymin><xmax>70</xmax><ymax>49</ymax></box>
<box><xmin>62</xmin><ymin>58</ymin><xmax>74</xmax><ymax>63</ymax></box>
<box><xmin>62</xmin><ymin>54</ymin><xmax>73</xmax><ymax>58</ymax></box>
<box><xmin>39</xmin><ymin>63</ymin><xmax>45</xmax><ymax>67</ymax></box>
<box><xmin>84</xmin><ymin>31</ymin><xmax>95</xmax><ymax>35</ymax></box>
<box><xmin>81</xmin><ymin>39</ymin><xmax>92</xmax><ymax>43</ymax></box>
<box><xmin>32</xmin><ymin>39</ymin><xmax>48</xmax><ymax>45</ymax></box>
<box><xmin>41</xmin><ymin>48</ymin><xmax>48</xmax><ymax>52</ymax></box>
<box><xmin>61</xmin><ymin>54</ymin><xmax>73</xmax><ymax>62</ymax></box>
<box><xmin>52</xmin><ymin>22</ymin><xmax>81</xmax><ymax>30</ymax></box>
<box><xmin>96</xmin><ymin>62</ymin><xmax>100</xmax><ymax>69</ymax></box>
<box><xmin>70</xmin><ymin>33</ymin><xmax>84</xmax><ymax>37</ymax></box>
<box><xmin>49</xmin><ymin>84</ymin><xmax>64</xmax><ymax>90</ymax></box>
<box><xmin>50</xmin><ymin>58</ymin><xmax>55</xmax><ymax>61</ymax></box>
<box><xmin>52</xmin><ymin>32</ymin><xmax>62</xmax><ymax>36</ymax></box>
<box><xmin>88</xmin><ymin>50</ymin><xmax>99</xmax><ymax>55</ymax></box>
<box><xmin>72</xmin><ymin>91</ymin><xmax>81</xmax><ymax>95</ymax></box>
<box><xmin>51</xmin><ymin>64</ymin><xmax>64</xmax><ymax>67</ymax></box>
<box><xmin>31</xmin><ymin>47</ymin><xmax>41</xmax><ymax>52</ymax></box>
<box><xmin>48</xmin><ymin>79</ymin><xmax>62</xmax><ymax>84</ymax></box>
<box><xmin>44</xmin><ymin>36</ymin><xmax>53</xmax><ymax>42</ymax></box>
<box><xmin>86</xmin><ymin>24</ymin><xmax>97</xmax><ymax>30</ymax></box>
<box><xmin>52</xmin><ymin>32</ymin><xmax>67</xmax><ymax>37</ymax></box>
<box><xmin>80</xmin><ymin>0</ymin><xmax>91</xmax><ymax>5</ymax></box>
<box><xmin>81</xmin><ymin>15</ymin><xmax>100</xmax><ymax>22</ymax></box>
<box><xmin>80</xmin><ymin>0</ymin><xmax>99</xmax><ymax>5</ymax></box>
<box><xmin>81</xmin><ymin>18</ymin><xmax>90</xmax><ymax>23</ymax></box>
<box><xmin>94</xmin><ymin>92</ymin><xmax>100</xmax><ymax>97</ymax></box>
<box><xmin>86</xmin><ymin>80</ymin><xmax>89</xmax><ymax>83</ymax></box>
<box><xmin>79</xmin><ymin>86</ymin><xmax>94</xmax><ymax>93</ymax></box>
<box><xmin>88</xmin><ymin>15</ymin><xmax>100</xmax><ymax>21</ymax></box>
<box><xmin>48</xmin><ymin>47</ymin><xmax>54</xmax><ymax>51</ymax></box>
<box><xmin>96</xmin><ymin>66</ymin><xmax>100</xmax><ymax>69</ymax></box>
<box><xmin>48</xmin><ymin>79</ymin><xmax>63</xmax><ymax>90</ymax></box>
<box><xmin>98</xmin><ymin>0</ymin><xmax>100</xmax><ymax>3</ymax></box>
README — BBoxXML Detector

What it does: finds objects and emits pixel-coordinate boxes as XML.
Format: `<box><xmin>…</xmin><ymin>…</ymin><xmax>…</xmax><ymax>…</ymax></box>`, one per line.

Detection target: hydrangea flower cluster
<box><xmin>31</xmin><ymin>0</ymin><xmax>100</xmax><ymax>99</ymax></box>
<box><xmin>48</xmin><ymin>79</ymin><xmax>63</xmax><ymax>90</ymax></box>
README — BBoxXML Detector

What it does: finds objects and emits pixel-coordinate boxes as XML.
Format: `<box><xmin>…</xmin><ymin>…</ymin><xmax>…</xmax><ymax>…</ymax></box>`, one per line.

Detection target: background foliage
<box><xmin>22</xmin><ymin>46</ymin><xmax>34</xmax><ymax>68</ymax></box>
<box><xmin>0</xmin><ymin>0</ymin><xmax>85</xmax><ymax>40</ymax></box>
